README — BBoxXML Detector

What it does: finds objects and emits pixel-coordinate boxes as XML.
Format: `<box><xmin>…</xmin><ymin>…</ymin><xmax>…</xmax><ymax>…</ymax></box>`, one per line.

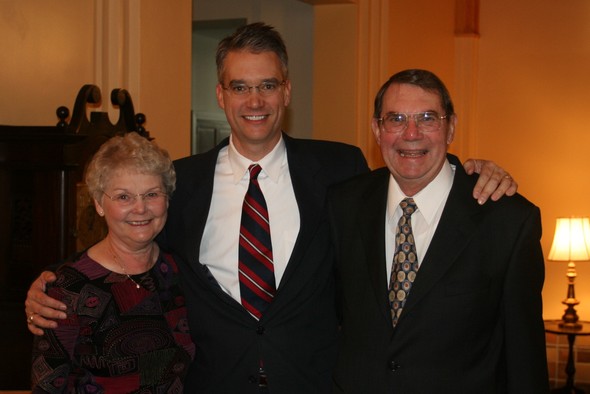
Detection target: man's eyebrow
<box><xmin>384</xmin><ymin>110</ymin><xmax>440</xmax><ymax>115</ymax></box>
<box><xmin>228</xmin><ymin>77</ymin><xmax>281</xmax><ymax>85</ymax></box>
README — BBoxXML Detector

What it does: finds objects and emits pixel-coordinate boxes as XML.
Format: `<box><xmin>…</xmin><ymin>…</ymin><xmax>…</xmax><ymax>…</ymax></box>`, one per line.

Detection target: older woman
<box><xmin>31</xmin><ymin>132</ymin><xmax>194</xmax><ymax>393</ymax></box>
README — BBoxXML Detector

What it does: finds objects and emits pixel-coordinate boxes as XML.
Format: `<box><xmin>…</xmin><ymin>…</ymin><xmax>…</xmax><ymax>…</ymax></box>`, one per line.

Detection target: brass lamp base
<box><xmin>559</xmin><ymin>283</ymin><xmax>582</xmax><ymax>330</ymax></box>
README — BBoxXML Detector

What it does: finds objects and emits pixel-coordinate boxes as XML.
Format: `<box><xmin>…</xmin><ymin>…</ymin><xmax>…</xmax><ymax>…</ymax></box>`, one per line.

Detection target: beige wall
<box><xmin>476</xmin><ymin>0</ymin><xmax>590</xmax><ymax>321</ymax></box>
<box><xmin>0</xmin><ymin>1</ymin><xmax>95</xmax><ymax>126</ymax></box>
<box><xmin>0</xmin><ymin>0</ymin><xmax>192</xmax><ymax>160</ymax></box>
<box><xmin>313</xmin><ymin>5</ymin><xmax>359</xmax><ymax>146</ymax></box>
<box><xmin>140</xmin><ymin>0</ymin><xmax>192</xmax><ymax>159</ymax></box>
<box><xmin>389</xmin><ymin>0</ymin><xmax>456</xmax><ymax>87</ymax></box>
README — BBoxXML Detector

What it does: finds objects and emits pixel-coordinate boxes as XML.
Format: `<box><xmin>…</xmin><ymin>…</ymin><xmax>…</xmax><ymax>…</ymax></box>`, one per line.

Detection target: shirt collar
<box><xmin>387</xmin><ymin>159</ymin><xmax>455</xmax><ymax>225</ymax></box>
<box><xmin>228</xmin><ymin>134</ymin><xmax>287</xmax><ymax>183</ymax></box>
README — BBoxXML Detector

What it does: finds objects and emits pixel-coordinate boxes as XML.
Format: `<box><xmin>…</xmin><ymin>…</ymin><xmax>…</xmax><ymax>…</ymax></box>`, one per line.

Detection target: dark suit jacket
<box><xmin>327</xmin><ymin>154</ymin><xmax>549</xmax><ymax>393</ymax></box>
<box><xmin>158</xmin><ymin>133</ymin><xmax>369</xmax><ymax>393</ymax></box>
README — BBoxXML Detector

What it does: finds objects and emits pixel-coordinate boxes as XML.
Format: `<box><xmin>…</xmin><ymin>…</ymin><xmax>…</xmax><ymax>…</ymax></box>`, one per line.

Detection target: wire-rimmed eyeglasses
<box><xmin>377</xmin><ymin>111</ymin><xmax>448</xmax><ymax>133</ymax></box>
<box><xmin>221</xmin><ymin>80</ymin><xmax>287</xmax><ymax>97</ymax></box>
<box><xmin>103</xmin><ymin>190</ymin><xmax>168</xmax><ymax>206</ymax></box>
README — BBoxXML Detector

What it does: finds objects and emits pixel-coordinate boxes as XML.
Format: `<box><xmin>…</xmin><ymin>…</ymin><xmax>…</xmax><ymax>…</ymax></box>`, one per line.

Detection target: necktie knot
<box><xmin>400</xmin><ymin>197</ymin><xmax>417</xmax><ymax>217</ymax></box>
<box><xmin>248</xmin><ymin>164</ymin><xmax>262</xmax><ymax>180</ymax></box>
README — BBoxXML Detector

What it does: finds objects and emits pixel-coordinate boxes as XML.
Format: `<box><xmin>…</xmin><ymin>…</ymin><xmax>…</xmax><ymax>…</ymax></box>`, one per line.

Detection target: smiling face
<box><xmin>372</xmin><ymin>83</ymin><xmax>456</xmax><ymax>196</ymax></box>
<box><xmin>216</xmin><ymin>50</ymin><xmax>291</xmax><ymax>161</ymax></box>
<box><xmin>95</xmin><ymin>170</ymin><xmax>168</xmax><ymax>251</ymax></box>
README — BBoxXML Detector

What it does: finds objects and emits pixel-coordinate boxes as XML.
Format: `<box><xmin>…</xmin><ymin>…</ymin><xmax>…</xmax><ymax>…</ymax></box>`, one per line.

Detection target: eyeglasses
<box><xmin>102</xmin><ymin>190</ymin><xmax>167</xmax><ymax>206</ymax></box>
<box><xmin>377</xmin><ymin>111</ymin><xmax>448</xmax><ymax>133</ymax></box>
<box><xmin>221</xmin><ymin>80</ymin><xmax>286</xmax><ymax>97</ymax></box>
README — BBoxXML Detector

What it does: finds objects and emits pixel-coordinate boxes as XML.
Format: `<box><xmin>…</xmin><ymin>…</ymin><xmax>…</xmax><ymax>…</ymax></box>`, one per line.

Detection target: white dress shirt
<box><xmin>385</xmin><ymin>160</ymin><xmax>455</xmax><ymax>285</ymax></box>
<box><xmin>199</xmin><ymin>135</ymin><xmax>300</xmax><ymax>302</ymax></box>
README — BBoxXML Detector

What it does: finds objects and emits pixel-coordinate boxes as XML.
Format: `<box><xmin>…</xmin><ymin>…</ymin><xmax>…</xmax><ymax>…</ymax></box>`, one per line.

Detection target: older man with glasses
<box><xmin>327</xmin><ymin>69</ymin><xmax>549</xmax><ymax>393</ymax></box>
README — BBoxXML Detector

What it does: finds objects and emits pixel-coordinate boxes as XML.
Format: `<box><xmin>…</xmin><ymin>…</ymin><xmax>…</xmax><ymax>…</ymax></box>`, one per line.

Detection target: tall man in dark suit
<box><xmin>24</xmin><ymin>26</ymin><xmax>518</xmax><ymax>393</ymax></box>
<box><xmin>327</xmin><ymin>69</ymin><xmax>549</xmax><ymax>393</ymax></box>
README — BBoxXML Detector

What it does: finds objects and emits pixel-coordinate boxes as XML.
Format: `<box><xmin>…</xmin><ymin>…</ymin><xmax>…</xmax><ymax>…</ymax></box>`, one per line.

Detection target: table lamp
<box><xmin>548</xmin><ymin>217</ymin><xmax>590</xmax><ymax>329</ymax></box>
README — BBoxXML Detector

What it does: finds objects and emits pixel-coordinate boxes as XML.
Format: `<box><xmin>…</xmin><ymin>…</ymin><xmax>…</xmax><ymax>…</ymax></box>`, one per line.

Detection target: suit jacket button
<box><xmin>388</xmin><ymin>360</ymin><xmax>400</xmax><ymax>371</ymax></box>
<box><xmin>257</xmin><ymin>326</ymin><xmax>265</xmax><ymax>335</ymax></box>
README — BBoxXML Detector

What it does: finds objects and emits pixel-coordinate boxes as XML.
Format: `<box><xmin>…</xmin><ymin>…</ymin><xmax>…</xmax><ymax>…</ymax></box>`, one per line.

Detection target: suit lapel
<box><xmin>180</xmin><ymin>140</ymin><xmax>226</xmax><ymax>272</ymax></box>
<box><xmin>357</xmin><ymin>169</ymin><xmax>392</xmax><ymax>326</ymax></box>
<box><xmin>278</xmin><ymin>135</ymin><xmax>325</xmax><ymax>287</ymax></box>
<box><xmin>397</xmin><ymin>164</ymin><xmax>480</xmax><ymax>321</ymax></box>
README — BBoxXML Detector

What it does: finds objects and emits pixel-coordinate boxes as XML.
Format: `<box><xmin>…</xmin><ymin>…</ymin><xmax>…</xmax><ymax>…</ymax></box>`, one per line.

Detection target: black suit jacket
<box><xmin>158</xmin><ymin>133</ymin><xmax>368</xmax><ymax>393</ymax></box>
<box><xmin>327</xmin><ymin>154</ymin><xmax>549</xmax><ymax>393</ymax></box>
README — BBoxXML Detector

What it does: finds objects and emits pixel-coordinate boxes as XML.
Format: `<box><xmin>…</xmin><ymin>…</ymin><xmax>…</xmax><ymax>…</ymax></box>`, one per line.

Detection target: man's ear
<box><xmin>371</xmin><ymin>118</ymin><xmax>382</xmax><ymax>146</ymax></box>
<box><xmin>282</xmin><ymin>79</ymin><xmax>292</xmax><ymax>107</ymax></box>
<box><xmin>216</xmin><ymin>83</ymin><xmax>225</xmax><ymax>110</ymax></box>
<box><xmin>446</xmin><ymin>114</ymin><xmax>457</xmax><ymax>145</ymax></box>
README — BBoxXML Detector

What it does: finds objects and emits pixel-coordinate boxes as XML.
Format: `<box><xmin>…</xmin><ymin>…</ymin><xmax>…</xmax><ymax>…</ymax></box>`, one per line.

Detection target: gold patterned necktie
<box><xmin>388</xmin><ymin>197</ymin><xmax>419</xmax><ymax>327</ymax></box>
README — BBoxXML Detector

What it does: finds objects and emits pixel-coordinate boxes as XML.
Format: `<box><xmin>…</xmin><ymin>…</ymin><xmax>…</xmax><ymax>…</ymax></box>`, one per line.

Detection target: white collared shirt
<box><xmin>199</xmin><ymin>135</ymin><xmax>300</xmax><ymax>301</ymax></box>
<box><xmin>385</xmin><ymin>160</ymin><xmax>456</xmax><ymax>284</ymax></box>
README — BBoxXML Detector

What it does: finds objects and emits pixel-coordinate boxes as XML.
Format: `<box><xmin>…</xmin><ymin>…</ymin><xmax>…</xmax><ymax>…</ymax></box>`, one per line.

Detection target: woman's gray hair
<box><xmin>85</xmin><ymin>132</ymin><xmax>176</xmax><ymax>200</ymax></box>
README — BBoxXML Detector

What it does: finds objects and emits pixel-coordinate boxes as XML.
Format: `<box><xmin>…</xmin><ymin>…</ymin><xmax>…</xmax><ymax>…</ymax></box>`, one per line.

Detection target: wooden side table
<box><xmin>545</xmin><ymin>320</ymin><xmax>590</xmax><ymax>393</ymax></box>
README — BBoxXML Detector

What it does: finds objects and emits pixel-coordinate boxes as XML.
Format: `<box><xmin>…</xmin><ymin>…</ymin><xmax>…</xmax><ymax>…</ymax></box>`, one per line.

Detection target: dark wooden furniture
<box><xmin>0</xmin><ymin>85</ymin><xmax>148</xmax><ymax>389</ymax></box>
<box><xmin>545</xmin><ymin>319</ymin><xmax>590</xmax><ymax>393</ymax></box>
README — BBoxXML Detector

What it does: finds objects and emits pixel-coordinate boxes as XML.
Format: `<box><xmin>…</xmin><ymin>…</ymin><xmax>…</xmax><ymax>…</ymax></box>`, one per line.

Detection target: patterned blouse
<box><xmin>31</xmin><ymin>252</ymin><xmax>195</xmax><ymax>393</ymax></box>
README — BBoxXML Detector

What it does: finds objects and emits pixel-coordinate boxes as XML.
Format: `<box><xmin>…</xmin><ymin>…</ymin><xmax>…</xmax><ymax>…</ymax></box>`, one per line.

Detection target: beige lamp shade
<box><xmin>548</xmin><ymin>217</ymin><xmax>590</xmax><ymax>262</ymax></box>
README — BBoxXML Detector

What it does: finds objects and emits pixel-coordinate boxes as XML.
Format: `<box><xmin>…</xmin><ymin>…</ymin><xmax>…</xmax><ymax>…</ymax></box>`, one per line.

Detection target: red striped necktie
<box><xmin>238</xmin><ymin>164</ymin><xmax>276</xmax><ymax>320</ymax></box>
